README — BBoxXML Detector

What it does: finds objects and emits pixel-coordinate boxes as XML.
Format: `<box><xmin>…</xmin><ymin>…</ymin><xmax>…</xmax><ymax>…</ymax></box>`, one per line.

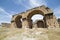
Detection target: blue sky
<box><xmin>0</xmin><ymin>0</ymin><xmax>60</xmax><ymax>24</ymax></box>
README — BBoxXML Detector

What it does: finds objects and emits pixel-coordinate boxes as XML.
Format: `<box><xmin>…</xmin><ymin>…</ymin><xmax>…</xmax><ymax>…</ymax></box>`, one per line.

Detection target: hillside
<box><xmin>0</xmin><ymin>27</ymin><xmax>60</xmax><ymax>40</ymax></box>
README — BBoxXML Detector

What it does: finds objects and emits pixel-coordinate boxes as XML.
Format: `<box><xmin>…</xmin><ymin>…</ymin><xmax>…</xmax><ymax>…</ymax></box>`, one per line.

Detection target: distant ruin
<box><xmin>1</xmin><ymin>5</ymin><xmax>60</xmax><ymax>28</ymax></box>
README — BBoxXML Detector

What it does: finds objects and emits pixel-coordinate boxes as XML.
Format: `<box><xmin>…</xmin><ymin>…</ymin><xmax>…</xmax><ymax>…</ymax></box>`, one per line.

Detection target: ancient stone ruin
<box><xmin>10</xmin><ymin>5</ymin><xmax>59</xmax><ymax>28</ymax></box>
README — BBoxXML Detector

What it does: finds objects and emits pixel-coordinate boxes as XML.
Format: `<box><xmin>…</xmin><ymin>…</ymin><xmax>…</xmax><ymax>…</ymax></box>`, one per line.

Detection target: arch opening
<box><xmin>31</xmin><ymin>14</ymin><xmax>45</xmax><ymax>28</ymax></box>
<box><xmin>37</xmin><ymin>20</ymin><xmax>44</xmax><ymax>28</ymax></box>
<box><xmin>27</xmin><ymin>10</ymin><xmax>45</xmax><ymax>28</ymax></box>
<box><xmin>15</xmin><ymin>15</ymin><xmax>22</xmax><ymax>28</ymax></box>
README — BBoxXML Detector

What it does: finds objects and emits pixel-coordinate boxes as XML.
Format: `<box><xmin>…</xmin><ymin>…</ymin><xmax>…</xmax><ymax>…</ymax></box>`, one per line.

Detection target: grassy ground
<box><xmin>0</xmin><ymin>27</ymin><xmax>60</xmax><ymax>40</ymax></box>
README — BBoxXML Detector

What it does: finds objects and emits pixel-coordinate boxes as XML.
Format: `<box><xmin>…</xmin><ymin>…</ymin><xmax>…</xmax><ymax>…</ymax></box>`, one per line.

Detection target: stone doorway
<box><xmin>37</xmin><ymin>20</ymin><xmax>44</xmax><ymax>28</ymax></box>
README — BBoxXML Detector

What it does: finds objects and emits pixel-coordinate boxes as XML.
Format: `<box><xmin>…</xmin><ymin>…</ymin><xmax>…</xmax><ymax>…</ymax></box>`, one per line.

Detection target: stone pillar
<box><xmin>27</xmin><ymin>19</ymin><xmax>33</xmax><ymax>29</ymax></box>
<box><xmin>33</xmin><ymin>23</ymin><xmax>38</xmax><ymax>28</ymax></box>
<box><xmin>22</xmin><ymin>18</ymin><xmax>29</xmax><ymax>28</ymax></box>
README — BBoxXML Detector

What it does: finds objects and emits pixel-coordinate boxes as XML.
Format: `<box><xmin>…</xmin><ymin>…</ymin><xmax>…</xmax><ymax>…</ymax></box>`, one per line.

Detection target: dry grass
<box><xmin>0</xmin><ymin>27</ymin><xmax>60</xmax><ymax>40</ymax></box>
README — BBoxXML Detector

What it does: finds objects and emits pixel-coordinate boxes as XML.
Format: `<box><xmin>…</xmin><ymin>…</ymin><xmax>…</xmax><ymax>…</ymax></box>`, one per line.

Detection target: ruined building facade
<box><xmin>10</xmin><ymin>5</ymin><xmax>59</xmax><ymax>28</ymax></box>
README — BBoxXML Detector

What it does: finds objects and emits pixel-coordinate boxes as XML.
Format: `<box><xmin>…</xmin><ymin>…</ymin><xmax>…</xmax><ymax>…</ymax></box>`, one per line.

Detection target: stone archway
<box><xmin>11</xmin><ymin>5</ymin><xmax>59</xmax><ymax>28</ymax></box>
<box><xmin>27</xmin><ymin>10</ymin><xmax>45</xmax><ymax>28</ymax></box>
<box><xmin>15</xmin><ymin>15</ymin><xmax>22</xmax><ymax>28</ymax></box>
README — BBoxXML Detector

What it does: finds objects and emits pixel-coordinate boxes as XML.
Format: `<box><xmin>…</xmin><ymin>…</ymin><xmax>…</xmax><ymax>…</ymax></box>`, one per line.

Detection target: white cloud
<box><xmin>29</xmin><ymin>0</ymin><xmax>47</xmax><ymax>8</ymax></box>
<box><xmin>53</xmin><ymin>6</ymin><xmax>60</xmax><ymax>18</ymax></box>
<box><xmin>0</xmin><ymin>7</ymin><xmax>12</xmax><ymax>24</ymax></box>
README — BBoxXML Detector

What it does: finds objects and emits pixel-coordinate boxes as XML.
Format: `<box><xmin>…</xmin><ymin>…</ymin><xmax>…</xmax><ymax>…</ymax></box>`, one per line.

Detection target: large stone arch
<box><xmin>27</xmin><ymin>10</ymin><xmax>47</xmax><ymax>28</ymax></box>
<box><xmin>27</xmin><ymin>10</ymin><xmax>45</xmax><ymax>19</ymax></box>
